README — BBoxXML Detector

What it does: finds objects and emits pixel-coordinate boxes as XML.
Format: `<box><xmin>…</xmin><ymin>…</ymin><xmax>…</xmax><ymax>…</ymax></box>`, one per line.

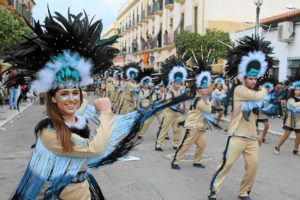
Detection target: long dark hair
<box><xmin>287</xmin><ymin>89</ymin><xmax>295</xmax><ymax>100</ymax></box>
<box><xmin>34</xmin><ymin>88</ymin><xmax>83</xmax><ymax>152</ymax></box>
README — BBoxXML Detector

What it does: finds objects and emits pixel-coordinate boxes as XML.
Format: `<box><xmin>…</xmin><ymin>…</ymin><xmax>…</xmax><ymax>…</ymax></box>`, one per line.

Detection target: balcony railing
<box><xmin>165</xmin><ymin>0</ymin><xmax>174</xmax><ymax>6</ymax></box>
<box><xmin>147</xmin><ymin>5</ymin><xmax>155</xmax><ymax>17</ymax></box>
<box><xmin>7</xmin><ymin>0</ymin><xmax>34</xmax><ymax>25</ymax></box>
<box><xmin>154</xmin><ymin>0</ymin><xmax>163</xmax><ymax>12</ymax></box>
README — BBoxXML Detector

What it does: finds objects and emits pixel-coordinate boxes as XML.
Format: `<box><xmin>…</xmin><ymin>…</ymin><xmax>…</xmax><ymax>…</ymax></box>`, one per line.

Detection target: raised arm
<box><xmin>41</xmin><ymin>112</ymin><xmax>115</xmax><ymax>157</ymax></box>
<box><xmin>235</xmin><ymin>85</ymin><xmax>267</xmax><ymax>101</ymax></box>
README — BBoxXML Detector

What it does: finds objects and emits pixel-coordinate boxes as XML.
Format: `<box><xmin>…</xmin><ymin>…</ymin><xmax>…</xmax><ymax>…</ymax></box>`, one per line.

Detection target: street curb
<box><xmin>0</xmin><ymin>102</ymin><xmax>34</xmax><ymax>128</ymax></box>
<box><xmin>223</xmin><ymin>117</ymin><xmax>296</xmax><ymax>139</ymax></box>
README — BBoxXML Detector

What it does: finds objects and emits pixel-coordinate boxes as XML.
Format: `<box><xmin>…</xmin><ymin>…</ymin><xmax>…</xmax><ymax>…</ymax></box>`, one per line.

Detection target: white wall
<box><xmin>205</xmin><ymin>0</ymin><xmax>300</xmax><ymax>23</ymax></box>
<box><xmin>231</xmin><ymin>23</ymin><xmax>300</xmax><ymax>82</ymax></box>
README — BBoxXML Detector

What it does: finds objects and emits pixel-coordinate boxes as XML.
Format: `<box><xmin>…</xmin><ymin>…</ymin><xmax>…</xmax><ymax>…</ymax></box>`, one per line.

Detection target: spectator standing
<box><xmin>7</xmin><ymin>70</ymin><xmax>19</xmax><ymax>109</ymax></box>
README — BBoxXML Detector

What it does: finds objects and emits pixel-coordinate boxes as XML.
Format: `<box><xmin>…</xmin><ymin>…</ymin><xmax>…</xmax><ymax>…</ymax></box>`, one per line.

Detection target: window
<box><xmin>287</xmin><ymin>58</ymin><xmax>300</xmax><ymax>78</ymax></box>
<box><xmin>268</xmin><ymin>60</ymin><xmax>279</xmax><ymax>80</ymax></box>
<box><xmin>170</xmin><ymin>17</ymin><xmax>173</xmax><ymax>29</ymax></box>
<box><xmin>194</xmin><ymin>6</ymin><xmax>198</xmax><ymax>33</ymax></box>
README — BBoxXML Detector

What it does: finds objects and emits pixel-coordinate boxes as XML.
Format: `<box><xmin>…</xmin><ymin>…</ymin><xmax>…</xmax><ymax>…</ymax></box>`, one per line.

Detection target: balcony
<box><xmin>165</xmin><ymin>0</ymin><xmax>174</xmax><ymax>10</ymax></box>
<box><xmin>175</xmin><ymin>0</ymin><xmax>185</xmax><ymax>3</ymax></box>
<box><xmin>147</xmin><ymin>5</ymin><xmax>155</xmax><ymax>20</ymax></box>
<box><xmin>7</xmin><ymin>0</ymin><xmax>34</xmax><ymax>25</ymax></box>
<box><xmin>141</xmin><ymin>10</ymin><xmax>149</xmax><ymax>23</ymax></box>
<box><xmin>154</xmin><ymin>0</ymin><xmax>163</xmax><ymax>16</ymax></box>
<box><xmin>134</xmin><ymin>14</ymin><xmax>140</xmax><ymax>27</ymax></box>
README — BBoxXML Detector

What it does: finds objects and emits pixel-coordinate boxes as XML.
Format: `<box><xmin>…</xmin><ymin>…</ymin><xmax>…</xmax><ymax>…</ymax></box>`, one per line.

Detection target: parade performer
<box><xmin>273</xmin><ymin>80</ymin><xmax>300</xmax><ymax>156</ymax></box>
<box><xmin>110</xmin><ymin>67</ymin><xmax>122</xmax><ymax>103</ymax></box>
<box><xmin>256</xmin><ymin>81</ymin><xmax>274</xmax><ymax>143</ymax></box>
<box><xmin>138</xmin><ymin>78</ymin><xmax>166</xmax><ymax>139</ymax></box>
<box><xmin>104</xmin><ymin>69</ymin><xmax>114</xmax><ymax>100</ymax></box>
<box><xmin>211</xmin><ymin>77</ymin><xmax>227</xmax><ymax>125</ymax></box>
<box><xmin>208</xmin><ymin>35</ymin><xmax>273</xmax><ymax>200</ymax></box>
<box><xmin>155</xmin><ymin>56</ymin><xmax>187</xmax><ymax>151</ymax></box>
<box><xmin>136</xmin><ymin>68</ymin><xmax>155</xmax><ymax>139</ymax></box>
<box><xmin>100</xmin><ymin>72</ymin><xmax>108</xmax><ymax>97</ymax></box>
<box><xmin>4</xmin><ymin>9</ymin><xmax>189</xmax><ymax>199</ymax></box>
<box><xmin>171</xmin><ymin>58</ymin><xmax>221</xmax><ymax>170</ymax></box>
<box><xmin>112</xmin><ymin>70</ymin><xmax>125</xmax><ymax>111</ymax></box>
<box><xmin>115</xmin><ymin>63</ymin><xmax>140</xmax><ymax>114</ymax></box>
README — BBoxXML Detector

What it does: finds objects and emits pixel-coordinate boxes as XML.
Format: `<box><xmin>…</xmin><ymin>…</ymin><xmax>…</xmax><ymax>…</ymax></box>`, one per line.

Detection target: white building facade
<box><xmin>231</xmin><ymin>9</ymin><xmax>300</xmax><ymax>82</ymax></box>
<box><xmin>104</xmin><ymin>0</ymin><xmax>300</xmax><ymax>69</ymax></box>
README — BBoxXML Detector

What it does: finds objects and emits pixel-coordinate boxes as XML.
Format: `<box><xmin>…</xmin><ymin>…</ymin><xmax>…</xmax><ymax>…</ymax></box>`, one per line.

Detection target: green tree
<box><xmin>175</xmin><ymin>29</ymin><xmax>232</xmax><ymax>64</ymax></box>
<box><xmin>0</xmin><ymin>7</ymin><xmax>32</xmax><ymax>55</ymax></box>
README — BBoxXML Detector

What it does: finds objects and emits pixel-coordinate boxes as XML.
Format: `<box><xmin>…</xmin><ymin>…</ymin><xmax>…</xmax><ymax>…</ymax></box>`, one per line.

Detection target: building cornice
<box><xmin>117</xmin><ymin>0</ymin><xmax>139</xmax><ymax>20</ymax></box>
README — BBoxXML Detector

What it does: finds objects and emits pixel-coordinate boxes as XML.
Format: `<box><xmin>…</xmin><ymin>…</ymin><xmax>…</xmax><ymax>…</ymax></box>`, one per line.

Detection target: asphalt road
<box><xmin>0</xmin><ymin>97</ymin><xmax>299</xmax><ymax>200</ymax></box>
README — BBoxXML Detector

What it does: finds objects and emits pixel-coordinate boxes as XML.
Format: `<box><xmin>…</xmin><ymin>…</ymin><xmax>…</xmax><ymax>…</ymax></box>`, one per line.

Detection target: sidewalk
<box><xmin>0</xmin><ymin>100</ymin><xmax>35</xmax><ymax>130</ymax></box>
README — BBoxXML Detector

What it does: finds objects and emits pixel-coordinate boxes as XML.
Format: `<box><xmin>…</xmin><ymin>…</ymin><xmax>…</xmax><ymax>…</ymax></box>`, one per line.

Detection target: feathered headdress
<box><xmin>292</xmin><ymin>81</ymin><xmax>300</xmax><ymax>90</ymax></box>
<box><xmin>136</xmin><ymin>67</ymin><xmax>156</xmax><ymax>86</ymax></box>
<box><xmin>214</xmin><ymin>77</ymin><xmax>225</xmax><ymax>86</ymax></box>
<box><xmin>110</xmin><ymin>66</ymin><xmax>122</xmax><ymax>78</ymax></box>
<box><xmin>160</xmin><ymin>56</ymin><xmax>188</xmax><ymax>84</ymax></box>
<box><xmin>187</xmin><ymin>52</ymin><xmax>212</xmax><ymax>92</ymax></box>
<box><xmin>225</xmin><ymin>35</ymin><xmax>273</xmax><ymax>81</ymax></box>
<box><xmin>263</xmin><ymin>82</ymin><xmax>274</xmax><ymax>92</ymax></box>
<box><xmin>3</xmin><ymin>9</ymin><xmax>119</xmax><ymax>94</ymax></box>
<box><xmin>123</xmin><ymin>62</ymin><xmax>140</xmax><ymax>80</ymax></box>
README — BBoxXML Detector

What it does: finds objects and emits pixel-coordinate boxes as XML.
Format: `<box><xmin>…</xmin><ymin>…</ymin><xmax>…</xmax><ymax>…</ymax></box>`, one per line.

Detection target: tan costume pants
<box><xmin>172</xmin><ymin>129</ymin><xmax>206</xmax><ymax>164</ymax></box>
<box><xmin>156</xmin><ymin>115</ymin><xmax>182</xmax><ymax>148</ymax></box>
<box><xmin>139</xmin><ymin>112</ymin><xmax>163</xmax><ymax>137</ymax></box>
<box><xmin>59</xmin><ymin>180</ymin><xmax>91</xmax><ymax>200</ymax></box>
<box><xmin>210</xmin><ymin>136</ymin><xmax>259</xmax><ymax>197</ymax></box>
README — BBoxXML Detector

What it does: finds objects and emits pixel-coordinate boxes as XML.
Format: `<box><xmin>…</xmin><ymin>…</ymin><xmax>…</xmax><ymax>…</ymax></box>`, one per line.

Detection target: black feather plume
<box><xmin>225</xmin><ymin>35</ymin><xmax>273</xmax><ymax>80</ymax></box>
<box><xmin>3</xmin><ymin>8</ymin><xmax>119</xmax><ymax>85</ymax></box>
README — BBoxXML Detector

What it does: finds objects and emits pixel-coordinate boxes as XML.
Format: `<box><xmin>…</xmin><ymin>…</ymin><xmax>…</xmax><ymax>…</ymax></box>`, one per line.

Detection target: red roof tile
<box><xmin>261</xmin><ymin>9</ymin><xmax>300</xmax><ymax>25</ymax></box>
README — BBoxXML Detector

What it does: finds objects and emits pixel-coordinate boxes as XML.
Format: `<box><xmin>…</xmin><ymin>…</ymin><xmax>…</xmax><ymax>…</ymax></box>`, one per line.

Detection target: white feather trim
<box><xmin>113</xmin><ymin>70</ymin><xmax>119</xmax><ymax>78</ymax></box>
<box><xmin>214</xmin><ymin>77</ymin><xmax>225</xmax><ymax>85</ymax></box>
<box><xmin>196</xmin><ymin>71</ymin><xmax>211</xmax><ymax>88</ymax></box>
<box><xmin>238</xmin><ymin>50</ymin><xmax>268</xmax><ymax>81</ymax></box>
<box><xmin>30</xmin><ymin>50</ymin><xmax>93</xmax><ymax>94</ymax></box>
<box><xmin>140</xmin><ymin>76</ymin><xmax>152</xmax><ymax>85</ymax></box>
<box><xmin>263</xmin><ymin>82</ymin><xmax>274</xmax><ymax>91</ymax></box>
<box><xmin>65</xmin><ymin>115</ymin><xmax>87</xmax><ymax>129</ymax></box>
<box><xmin>168</xmin><ymin>66</ymin><xmax>188</xmax><ymax>83</ymax></box>
<box><xmin>126</xmin><ymin>68</ymin><xmax>139</xmax><ymax>80</ymax></box>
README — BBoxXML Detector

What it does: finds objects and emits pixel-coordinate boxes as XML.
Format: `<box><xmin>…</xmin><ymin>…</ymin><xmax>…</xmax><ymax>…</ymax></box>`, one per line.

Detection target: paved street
<box><xmin>0</xmin><ymin>96</ymin><xmax>299</xmax><ymax>200</ymax></box>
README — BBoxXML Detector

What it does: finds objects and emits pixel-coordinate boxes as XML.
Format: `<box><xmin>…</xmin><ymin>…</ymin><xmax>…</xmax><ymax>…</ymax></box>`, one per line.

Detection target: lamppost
<box><xmin>254</xmin><ymin>0</ymin><xmax>263</xmax><ymax>37</ymax></box>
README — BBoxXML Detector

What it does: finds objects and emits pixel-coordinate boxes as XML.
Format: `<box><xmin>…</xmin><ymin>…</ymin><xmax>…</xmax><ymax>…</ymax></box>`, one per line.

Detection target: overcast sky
<box><xmin>32</xmin><ymin>0</ymin><xmax>127</xmax><ymax>33</ymax></box>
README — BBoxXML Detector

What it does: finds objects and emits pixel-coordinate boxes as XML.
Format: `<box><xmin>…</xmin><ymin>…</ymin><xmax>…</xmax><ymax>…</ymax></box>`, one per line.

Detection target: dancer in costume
<box><xmin>273</xmin><ymin>80</ymin><xmax>300</xmax><ymax>156</ymax></box>
<box><xmin>4</xmin><ymin>9</ymin><xmax>189</xmax><ymax>199</ymax></box>
<box><xmin>171</xmin><ymin>58</ymin><xmax>221</xmax><ymax>170</ymax></box>
<box><xmin>105</xmin><ymin>68</ymin><xmax>115</xmax><ymax>100</ymax></box>
<box><xmin>208</xmin><ymin>36</ymin><xmax>273</xmax><ymax>200</ymax></box>
<box><xmin>136</xmin><ymin>68</ymin><xmax>155</xmax><ymax>139</ymax></box>
<box><xmin>110</xmin><ymin>67</ymin><xmax>122</xmax><ymax>103</ymax></box>
<box><xmin>115</xmin><ymin>63</ymin><xmax>140</xmax><ymax>114</ymax></box>
<box><xmin>211</xmin><ymin>77</ymin><xmax>227</xmax><ymax>125</ymax></box>
<box><xmin>256</xmin><ymin>81</ymin><xmax>274</xmax><ymax>143</ymax></box>
<box><xmin>100</xmin><ymin>72</ymin><xmax>107</xmax><ymax>97</ymax></box>
<box><xmin>155</xmin><ymin>56</ymin><xmax>187</xmax><ymax>151</ymax></box>
<box><xmin>112</xmin><ymin>70</ymin><xmax>125</xmax><ymax>112</ymax></box>
<box><xmin>138</xmin><ymin>78</ymin><xmax>166</xmax><ymax>139</ymax></box>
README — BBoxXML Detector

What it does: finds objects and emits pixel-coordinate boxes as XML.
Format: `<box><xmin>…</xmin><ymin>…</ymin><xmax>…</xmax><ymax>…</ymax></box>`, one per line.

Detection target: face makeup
<box><xmin>54</xmin><ymin>89</ymin><xmax>81</xmax><ymax>115</ymax></box>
